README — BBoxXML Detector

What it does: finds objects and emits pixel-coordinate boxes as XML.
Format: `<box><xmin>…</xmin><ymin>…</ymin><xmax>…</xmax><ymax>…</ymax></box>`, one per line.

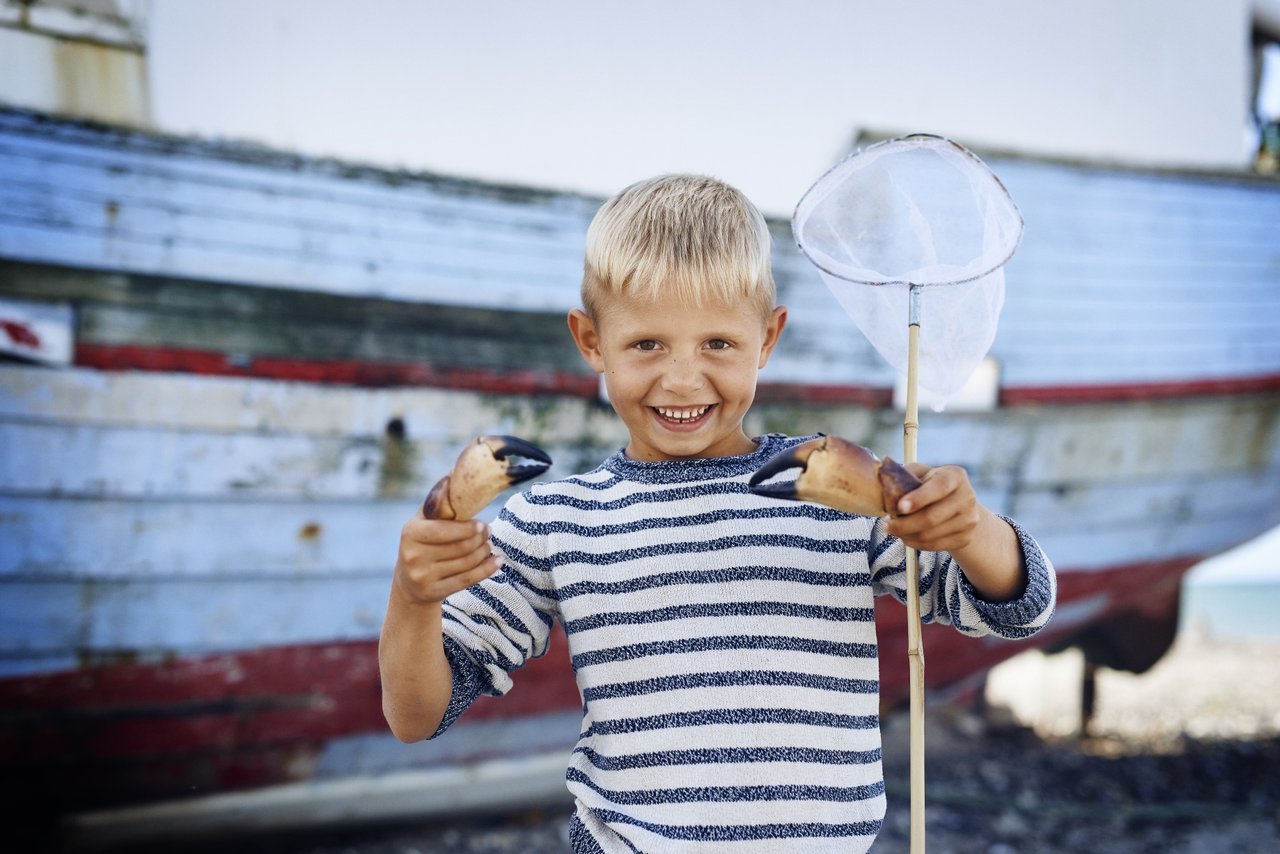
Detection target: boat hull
<box><xmin>2</xmin><ymin>107</ymin><xmax>1279</xmax><ymax>828</ymax></box>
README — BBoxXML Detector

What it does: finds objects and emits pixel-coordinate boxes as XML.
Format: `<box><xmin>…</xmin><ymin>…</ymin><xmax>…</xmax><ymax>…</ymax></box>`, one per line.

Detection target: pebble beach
<box><xmin>142</xmin><ymin>624</ymin><xmax>1279</xmax><ymax>854</ymax></box>
<box><xmin>874</xmin><ymin>629</ymin><xmax>1280</xmax><ymax>853</ymax></box>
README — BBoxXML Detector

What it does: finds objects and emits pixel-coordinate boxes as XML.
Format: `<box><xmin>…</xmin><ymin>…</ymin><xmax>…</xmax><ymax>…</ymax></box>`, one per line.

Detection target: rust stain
<box><xmin>1244</xmin><ymin>401</ymin><xmax>1280</xmax><ymax>470</ymax></box>
<box><xmin>378</xmin><ymin>416</ymin><xmax>418</xmax><ymax>498</ymax></box>
<box><xmin>282</xmin><ymin>745</ymin><xmax>321</xmax><ymax>782</ymax></box>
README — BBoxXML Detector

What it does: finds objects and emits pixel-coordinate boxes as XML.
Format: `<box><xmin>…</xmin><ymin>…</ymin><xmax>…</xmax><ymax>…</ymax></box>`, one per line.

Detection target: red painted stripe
<box><xmin>0</xmin><ymin>630</ymin><xmax>578</xmax><ymax>757</ymax></box>
<box><xmin>755</xmin><ymin>382</ymin><xmax>894</xmax><ymax>408</ymax></box>
<box><xmin>74</xmin><ymin>342</ymin><xmax>602</xmax><ymax>398</ymax></box>
<box><xmin>74</xmin><ymin>342</ymin><xmax>1280</xmax><ymax>405</ymax></box>
<box><xmin>1001</xmin><ymin>373</ymin><xmax>1280</xmax><ymax>404</ymax></box>
<box><xmin>0</xmin><ymin>638</ymin><xmax>384</xmax><ymax>711</ymax></box>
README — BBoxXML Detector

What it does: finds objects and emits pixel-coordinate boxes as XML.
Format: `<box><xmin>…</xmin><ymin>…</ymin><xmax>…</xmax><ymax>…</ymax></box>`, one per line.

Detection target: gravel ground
<box><xmin>102</xmin><ymin>632</ymin><xmax>1280</xmax><ymax>853</ymax></box>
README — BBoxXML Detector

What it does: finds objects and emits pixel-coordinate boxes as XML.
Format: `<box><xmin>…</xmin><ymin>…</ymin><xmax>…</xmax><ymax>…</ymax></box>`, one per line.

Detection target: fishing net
<box><xmin>792</xmin><ymin>135</ymin><xmax>1023</xmax><ymax>408</ymax></box>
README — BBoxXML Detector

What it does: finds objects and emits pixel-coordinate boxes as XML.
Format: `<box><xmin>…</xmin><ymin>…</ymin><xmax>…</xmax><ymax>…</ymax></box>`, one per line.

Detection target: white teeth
<box><xmin>655</xmin><ymin>405</ymin><xmax>710</xmax><ymax>422</ymax></box>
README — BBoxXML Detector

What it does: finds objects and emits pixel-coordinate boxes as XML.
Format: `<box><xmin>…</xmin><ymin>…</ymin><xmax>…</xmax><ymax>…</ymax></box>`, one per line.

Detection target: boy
<box><xmin>380</xmin><ymin>174</ymin><xmax>1056</xmax><ymax>852</ymax></box>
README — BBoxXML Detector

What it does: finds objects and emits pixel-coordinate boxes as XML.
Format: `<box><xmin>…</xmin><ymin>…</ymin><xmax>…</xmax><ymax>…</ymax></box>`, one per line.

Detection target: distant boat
<box><xmin>2</xmin><ymin>107</ymin><xmax>1278</xmax><ymax>839</ymax></box>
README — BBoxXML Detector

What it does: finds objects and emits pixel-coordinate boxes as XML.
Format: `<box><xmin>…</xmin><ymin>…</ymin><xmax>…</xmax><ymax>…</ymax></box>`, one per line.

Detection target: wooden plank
<box><xmin>843</xmin><ymin>398</ymin><xmax>1280</xmax><ymax>483</ymax></box>
<box><xmin>75</xmin><ymin>302</ymin><xmax>583</xmax><ymax>372</ymax></box>
<box><xmin>2</xmin><ymin>456</ymin><xmax>1274</xmax><ymax>585</ymax></box>
<box><xmin>0</xmin><ymin>418</ymin><xmax>619</xmax><ymax>501</ymax></box>
<box><xmin>991</xmin><ymin>158</ymin><xmax>1280</xmax><ymax>234</ymax></box>
<box><xmin>1011</xmin><ymin>398</ymin><xmax>1280</xmax><ymax>482</ymax></box>
<box><xmin>0</xmin><ymin>574</ymin><xmax>391</xmax><ymax>663</ymax></box>
<box><xmin>0</xmin><ymin>180</ymin><xmax>585</xmax><ymax>297</ymax></box>
<box><xmin>4</xmin><ymin>366</ymin><xmax>1275</xmax><ymax>503</ymax></box>
<box><xmin>0</xmin><ymin>421</ymin><xmax>463</xmax><ymax>499</ymax></box>
<box><xmin>0</xmin><ymin>123</ymin><xmax>594</xmax><ymax>311</ymax></box>
<box><xmin>0</xmin><ymin>218</ymin><xmax>574</xmax><ymax>311</ymax></box>
<box><xmin>4</xmin><ymin>365</ymin><xmax>1274</xmax><ymax>516</ymax></box>
<box><xmin>0</xmin><ymin>114</ymin><xmax>599</xmax><ymax>231</ymax></box>
<box><xmin>0</xmin><ymin>363</ymin><xmax>627</xmax><ymax>445</ymax></box>
<box><xmin>0</xmin><ymin>497</ymin><xmax>420</xmax><ymax>580</ymax></box>
<box><xmin>0</xmin><ymin>163</ymin><xmax>591</xmax><ymax>264</ymax></box>
<box><xmin>0</xmin><ymin>127</ymin><xmax>597</xmax><ymax>249</ymax></box>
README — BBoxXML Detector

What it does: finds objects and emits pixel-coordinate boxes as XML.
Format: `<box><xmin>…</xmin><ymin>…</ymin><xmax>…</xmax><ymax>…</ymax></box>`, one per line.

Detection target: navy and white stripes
<box><xmin>437</xmin><ymin>433</ymin><xmax>1055</xmax><ymax>852</ymax></box>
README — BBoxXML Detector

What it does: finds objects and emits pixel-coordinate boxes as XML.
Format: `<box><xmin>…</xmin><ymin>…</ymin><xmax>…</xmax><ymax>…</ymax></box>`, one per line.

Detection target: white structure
<box><xmin>3</xmin><ymin>0</ymin><xmax>1280</xmax><ymax>214</ymax></box>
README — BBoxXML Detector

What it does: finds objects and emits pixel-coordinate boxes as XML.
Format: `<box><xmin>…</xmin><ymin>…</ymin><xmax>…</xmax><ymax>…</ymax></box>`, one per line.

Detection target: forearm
<box><xmin>949</xmin><ymin>508</ymin><xmax>1025</xmax><ymax>602</ymax></box>
<box><xmin>378</xmin><ymin>585</ymin><xmax>454</xmax><ymax>743</ymax></box>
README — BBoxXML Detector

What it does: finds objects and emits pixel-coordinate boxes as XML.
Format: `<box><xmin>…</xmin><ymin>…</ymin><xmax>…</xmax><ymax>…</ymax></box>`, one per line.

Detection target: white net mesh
<box><xmin>792</xmin><ymin>135</ymin><xmax>1023</xmax><ymax>407</ymax></box>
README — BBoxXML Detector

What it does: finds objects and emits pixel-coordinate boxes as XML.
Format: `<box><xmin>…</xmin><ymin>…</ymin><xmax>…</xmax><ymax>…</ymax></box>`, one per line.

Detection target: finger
<box><xmin>399</xmin><ymin>553</ymin><xmax>501</xmax><ymax>604</ymax></box>
<box><xmin>398</xmin><ymin>530</ymin><xmax>492</xmax><ymax>574</ymax></box>
<box><xmin>434</xmin><ymin>543</ymin><xmax>502</xmax><ymax>582</ymax></box>
<box><xmin>895</xmin><ymin>476</ymin><xmax>947</xmax><ymax>515</ymax></box>
<box><xmin>889</xmin><ymin>502</ymin><xmax>978</xmax><ymax>552</ymax></box>
<box><xmin>888</xmin><ymin>500</ymin><xmax>963</xmax><ymax>541</ymax></box>
<box><xmin>437</xmin><ymin>555</ymin><xmax>503</xmax><ymax>597</ymax></box>
<box><xmin>896</xmin><ymin>466</ymin><xmax>967</xmax><ymax>515</ymax></box>
<box><xmin>437</xmin><ymin>560</ymin><xmax>501</xmax><ymax>601</ymax></box>
<box><xmin>404</xmin><ymin>518</ymin><xmax>488</xmax><ymax>545</ymax></box>
<box><xmin>902</xmin><ymin>524</ymin><xmax>973</xmax><ymax>554</ymax></box>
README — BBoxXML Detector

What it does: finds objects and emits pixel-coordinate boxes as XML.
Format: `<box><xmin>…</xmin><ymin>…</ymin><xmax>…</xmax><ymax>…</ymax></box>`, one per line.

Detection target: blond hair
<box><xmin>581</xmin><ymin>174</ymin><xmax>776</xmax><ymax>319</ymax></box>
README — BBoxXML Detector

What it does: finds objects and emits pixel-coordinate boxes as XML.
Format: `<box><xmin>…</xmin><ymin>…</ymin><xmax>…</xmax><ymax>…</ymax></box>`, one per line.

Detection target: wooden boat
<box><xmin>2</xmin><ymin>107</ymin><xmax>1278</xmax><ymax>840</ymax></box>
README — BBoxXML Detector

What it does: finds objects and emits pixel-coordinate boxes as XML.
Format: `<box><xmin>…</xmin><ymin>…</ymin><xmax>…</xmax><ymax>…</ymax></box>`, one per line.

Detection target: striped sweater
<box><xmin>435</xmin><ymin>433</ymin><xmax>1056</xmax><ymax>853</ymax></box>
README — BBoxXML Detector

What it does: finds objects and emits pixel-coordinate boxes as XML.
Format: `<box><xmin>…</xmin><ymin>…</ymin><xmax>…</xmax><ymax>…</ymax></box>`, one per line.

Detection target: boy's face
<box><xmin>568</xmin><ymin>294</ymin><xmax>787</xmax><ymax>462</ymax></box>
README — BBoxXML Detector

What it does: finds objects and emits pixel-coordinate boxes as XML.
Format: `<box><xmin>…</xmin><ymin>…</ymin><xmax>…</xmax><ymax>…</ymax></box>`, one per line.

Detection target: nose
<box><xmin>660</xmin><ymin>355</ymin><xmax>705</xmax><ymax>395</ymax></box>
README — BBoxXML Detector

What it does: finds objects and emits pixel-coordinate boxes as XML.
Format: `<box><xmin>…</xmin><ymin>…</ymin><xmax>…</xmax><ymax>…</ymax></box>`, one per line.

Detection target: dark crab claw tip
<box><xmin>747</xmin><ymin>448</ymin><xmax>805</xmax><ymax>500</ymax></box>
<box><xmin>484</xmin><ymin>435</ymin><xmax>552</xmax><ymax>484</ymax></box>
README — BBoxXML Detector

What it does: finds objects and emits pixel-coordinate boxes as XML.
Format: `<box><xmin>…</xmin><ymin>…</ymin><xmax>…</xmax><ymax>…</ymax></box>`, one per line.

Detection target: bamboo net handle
<box><xmin>905</xmin><ymin>285</ymin><xmax>926</xmax><ymax>853</ymax></box>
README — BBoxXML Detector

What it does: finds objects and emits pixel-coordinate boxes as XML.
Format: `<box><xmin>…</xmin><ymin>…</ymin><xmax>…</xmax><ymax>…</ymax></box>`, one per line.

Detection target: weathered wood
<box><xmin>0</xmin><ymin>363</ymin><xmax>622</xmax><ymax>440</ymax></box>
<box><xmin>0</xmin><ymin>261</ymin><xmax>588</xmax><ymax>373</ymax></box>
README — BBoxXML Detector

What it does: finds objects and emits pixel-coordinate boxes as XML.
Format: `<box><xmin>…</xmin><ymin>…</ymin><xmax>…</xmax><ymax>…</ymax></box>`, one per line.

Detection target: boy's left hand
<box><xmin>884</xmin><ymin>463</ymin><xmax>1027</xmax><ymax>602</ymax></box>
<box><xmin>884</xmin><ymin>463</ymin><xmax>984</xmax><ymax>554</ymax></box>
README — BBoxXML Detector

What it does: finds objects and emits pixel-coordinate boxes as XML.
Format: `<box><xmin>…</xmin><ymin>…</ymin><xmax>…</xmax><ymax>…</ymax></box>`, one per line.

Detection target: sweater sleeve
<box><xmin>430</xmin><ymin>489</ymin><xmax>561</xmax><ymax>737</ymax></box>
<box><xmin>868</xmin><ymin>515</ymin><xmax>1056</xmax><ymax>639</ymax></box>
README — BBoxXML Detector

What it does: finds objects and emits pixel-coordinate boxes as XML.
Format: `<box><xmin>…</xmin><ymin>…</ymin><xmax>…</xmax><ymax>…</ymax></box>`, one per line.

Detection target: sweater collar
<box><xmin>601</xmin><ymin>433</ymin><xmax>798</xmax><ymax>485</ymax></box>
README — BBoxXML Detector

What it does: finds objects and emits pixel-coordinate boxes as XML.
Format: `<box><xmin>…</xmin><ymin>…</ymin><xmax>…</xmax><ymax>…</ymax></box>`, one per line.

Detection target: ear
<box><xmin>567</xmin><ymin>309</ymin><xmax>606</xmax><ymax>373</ymax></box>
<box><xmin>757</xmin><ymin>306</ymin><xmax>788</xmax><ymax>369</ymax></box>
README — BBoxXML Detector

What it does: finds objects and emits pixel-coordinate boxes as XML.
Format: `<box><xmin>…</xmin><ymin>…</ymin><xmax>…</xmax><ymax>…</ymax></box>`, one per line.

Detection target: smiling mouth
<box><xmin>652</xmin><ymin>404</ymin><xmax>714</xmax><ymax>424</ymax></box>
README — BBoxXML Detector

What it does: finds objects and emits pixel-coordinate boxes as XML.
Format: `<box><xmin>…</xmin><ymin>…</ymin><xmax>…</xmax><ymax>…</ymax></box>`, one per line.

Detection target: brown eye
<box><xmin>634</xmin><ymin>340</ymin><xmax>659</xmax><ymax>351</ymax></box>
<box><xmin>707</xmin><ymin>339</ymin><xmax>731</xmax><ymax>350</ymax></box>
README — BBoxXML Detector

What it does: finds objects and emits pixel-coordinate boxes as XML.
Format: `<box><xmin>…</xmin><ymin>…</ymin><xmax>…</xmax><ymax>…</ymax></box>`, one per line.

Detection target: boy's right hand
<box><xmin>393</xmin><ymin>518</ymin><xmax>501</xmax><ymax>606</ymax></box>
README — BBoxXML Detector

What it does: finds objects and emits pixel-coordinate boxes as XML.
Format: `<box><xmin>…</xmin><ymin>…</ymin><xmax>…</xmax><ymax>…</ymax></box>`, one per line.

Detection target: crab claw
<box><xmin>422</xmin><ymin>435</ymin><xmax>552</xmax><ymax>521</ymax></box>
<box><xmin>748</xmin><ymin>435</ymin><xmax>922</xmax><ymax>517</ymax></box>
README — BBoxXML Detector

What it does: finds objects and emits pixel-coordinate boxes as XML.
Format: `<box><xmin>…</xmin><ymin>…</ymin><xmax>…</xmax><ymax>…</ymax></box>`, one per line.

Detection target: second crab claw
<box><xmin>748</xmin><ymin>434</ymin><xmax>922</xmax><ymax>517</ymax></box>
<box><xmin>422</xmin><ymin>435</ymin><xmax>552</xmax><ymax>521</ymax></box>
